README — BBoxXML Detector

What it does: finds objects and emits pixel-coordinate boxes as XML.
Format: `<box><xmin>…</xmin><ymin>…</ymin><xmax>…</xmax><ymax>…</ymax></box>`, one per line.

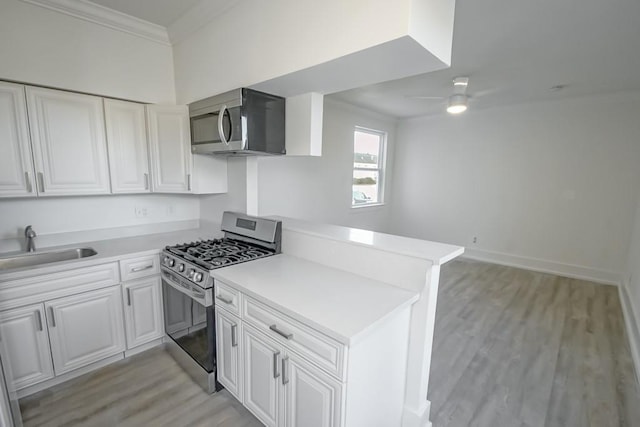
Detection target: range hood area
<box><xmin>189</xmin><ymin>88</ymin><xmax>286</xmax><ymax>156</ymax></box>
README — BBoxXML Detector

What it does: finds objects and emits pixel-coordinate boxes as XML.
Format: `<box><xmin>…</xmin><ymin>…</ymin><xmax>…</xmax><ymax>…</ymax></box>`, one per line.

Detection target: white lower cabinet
<box><xmin>0</xmin><ymin>304</ymin><xmax>54</xmax><ymax>390</ymax></box>
<box><xmin>284</xmin><ymin>353</ymin><xmax>342</xmax><ymax>427</ymax></box>
<box><xmin>239</xmin><ymin>324</ymin><xmax>342</xmax><ymax>427</ymax></box>
<box><xmin>243</xmin><ymin>325</ymin><xmax>282</xmax><ymax>427</ymax></box>
<box><xmin>123</xmin><ymin>277</ymin><xmax>164</xmax><ymax>349</ymax></box>
<box><xmin>215</xmin><ymin>309</ymin><xmax>241</xmax><ymax>400</ymax></box>
<box><xmin>46</xmin><ymin>286</ymin><xmax>125</xmax><ymax>375</ymax></box>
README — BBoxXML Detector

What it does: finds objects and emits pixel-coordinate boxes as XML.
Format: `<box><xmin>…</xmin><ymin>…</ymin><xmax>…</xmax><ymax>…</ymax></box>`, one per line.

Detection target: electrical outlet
<box><xmin>166</xmin><ymin>205</ymin><xmax>174</xmax><ymax>216</ymax></box>
<box><xmin>134</xmin><ymin>206</ymin><xmax>148</xmax><ymax>218</ymax></box>
<box><xmin>472</xmin><ymin>236</ymin><xmax>478</xmax><ymax>244</ymax></box>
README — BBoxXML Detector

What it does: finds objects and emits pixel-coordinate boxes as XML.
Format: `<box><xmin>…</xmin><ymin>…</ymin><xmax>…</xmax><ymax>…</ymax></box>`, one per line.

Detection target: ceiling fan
<box><xmin>408</xmin><ymin>76</ymin><xmax>471</xmax><ymax>114</ymax></box>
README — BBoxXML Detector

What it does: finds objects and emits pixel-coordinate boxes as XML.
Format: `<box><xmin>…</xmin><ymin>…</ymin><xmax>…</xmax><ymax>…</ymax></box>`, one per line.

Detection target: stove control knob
<box><xmin>167</xmin><ymin>258</ymin><xmax>175</xmax><ymax>267</ymax></box>
<box><xmin>194</xmin><ymin>272</ymin><xmax>203</xmax><ymax>282</ymax></box>
<box><xmin>188</xmin><ymin>269</ymin><xmax>195</xmax><ymax>279</ymax></box>
<box><xmin>178</xmin><ymin>263</ymin><xmax>185</xmax><ymax>272</ymax></box>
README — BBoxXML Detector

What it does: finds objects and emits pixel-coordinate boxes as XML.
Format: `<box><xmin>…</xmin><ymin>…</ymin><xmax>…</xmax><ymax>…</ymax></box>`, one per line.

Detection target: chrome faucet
<box><xmin>25</xmin><ymin>225</ymin><xmax>37</xmax><ymax>252</ymax></box>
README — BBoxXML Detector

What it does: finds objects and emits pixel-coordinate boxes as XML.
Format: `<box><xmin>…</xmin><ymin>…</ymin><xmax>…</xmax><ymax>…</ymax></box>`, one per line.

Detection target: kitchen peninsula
<box><xmin>0</xmin><ymin>215</ymin><xmax>463</xmax><ymax>427</ymax></box>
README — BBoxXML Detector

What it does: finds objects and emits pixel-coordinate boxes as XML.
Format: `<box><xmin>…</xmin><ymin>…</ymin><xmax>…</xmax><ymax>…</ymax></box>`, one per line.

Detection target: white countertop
<box><xmin>273</xmin><ymin>216</ymin><xmax>464</xmax><ymax>265</ymax></box>
<box><xmin>211</xmin><ymin>254</ymin><xmax>419</xmax><ymax>345</ymax></box>
<box><xmin>0</xmin><ymin>227</ymin><xmax>221</xmax><ymax>281</ymax></box>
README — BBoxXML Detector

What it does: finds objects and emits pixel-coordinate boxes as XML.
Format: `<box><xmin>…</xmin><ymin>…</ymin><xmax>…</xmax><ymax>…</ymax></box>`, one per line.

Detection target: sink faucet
<box><xmin>25</xmin><ymin>225</ymin><xmax>37</xmax><ymax>252</ymax></box>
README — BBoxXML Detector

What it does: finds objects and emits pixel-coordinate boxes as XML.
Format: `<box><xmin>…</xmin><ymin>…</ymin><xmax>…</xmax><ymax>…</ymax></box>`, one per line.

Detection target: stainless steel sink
<box><xmin>0</xmin><ymin>247</ymin><xmax>98</xmax><ymax>271</ymax></box>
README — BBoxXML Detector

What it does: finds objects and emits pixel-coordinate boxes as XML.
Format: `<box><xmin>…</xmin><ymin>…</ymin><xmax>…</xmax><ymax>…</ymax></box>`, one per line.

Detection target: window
<box><xmin>352</xmin><ymin>127</ymin><xmax>386</xmax><ymax>207</ymax></box>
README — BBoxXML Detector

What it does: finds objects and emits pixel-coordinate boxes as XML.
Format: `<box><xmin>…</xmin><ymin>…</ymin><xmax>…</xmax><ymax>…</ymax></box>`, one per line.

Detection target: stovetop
<box><xmin>161</xmin><ymin>212</ymin><xmax>282</xmax><ymax>289</ymax></box>
<box><xmin>165</xmin><ymin>238</ymin><xmax>275</xmax><ymax>271</ymax></box>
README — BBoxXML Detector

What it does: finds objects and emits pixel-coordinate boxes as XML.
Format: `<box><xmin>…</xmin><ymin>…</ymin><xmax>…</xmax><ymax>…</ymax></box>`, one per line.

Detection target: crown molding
<box><xmin>168</xmin><ymin>0</ymin><xmax>240</xmax><ymax>45</ymax></box>
<box><xmin>20</xmin><ymin>0</ymin><xmax>171</xmax><ymax>46</ymax></box>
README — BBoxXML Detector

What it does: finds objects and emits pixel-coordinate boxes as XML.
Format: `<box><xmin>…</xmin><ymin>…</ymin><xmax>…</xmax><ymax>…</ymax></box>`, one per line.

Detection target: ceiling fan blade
<box><xmin>406</xmin><ymin>95</ymin><xmax>445</xmax><ymax>100</ymax></box>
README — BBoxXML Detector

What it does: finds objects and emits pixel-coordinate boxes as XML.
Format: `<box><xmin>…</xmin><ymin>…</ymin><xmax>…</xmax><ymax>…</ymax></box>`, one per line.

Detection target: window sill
<box><xmin>350</xmin><ymin>203</ymin><xmax>386</xmax><ymax>212</ymax></box>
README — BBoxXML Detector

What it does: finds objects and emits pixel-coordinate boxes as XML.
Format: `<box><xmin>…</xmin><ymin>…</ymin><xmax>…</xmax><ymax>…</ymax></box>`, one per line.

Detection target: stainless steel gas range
<box><xmin>160</xmin><ymin>211</ymin><xmax>282</xmax><ymax>393</ymax></box>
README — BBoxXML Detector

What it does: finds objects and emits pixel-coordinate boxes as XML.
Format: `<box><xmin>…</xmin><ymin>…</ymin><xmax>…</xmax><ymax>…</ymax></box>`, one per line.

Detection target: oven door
<box><xmin>162</xmin><ymin>270</ymin><xmax>215</xmax><ymax>373</ymax></box>
<box><xmin>190</xmin><ymin>104</ymin><xmax>244</xmax><ymax>153</ymax></box>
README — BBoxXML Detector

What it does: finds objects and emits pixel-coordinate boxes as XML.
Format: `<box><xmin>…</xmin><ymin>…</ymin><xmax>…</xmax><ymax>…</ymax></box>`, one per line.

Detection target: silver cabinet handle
<box><xmin>131</xmin><ymin>264</ymin><xmax>153</xmax><ymax>272</ymax></box>
<box><xmin>273</xmin><ymin>351</ymin><xmax>280</xmax><ymax>379</ymax></box>
<box><xmin>143</xmin><ymin>173</ymin><xmax>149</xmax><ymax>190</ymax></box>
<box><xmin>282</xmin><ymin>356</ymin><xmax>289</xmax><ymax>385</ymax></box>
<box><xmin>35</xmin><ymin>310</ymin><xmax>43</xmax><ymax>331</ymax></box>
<box><xmin>48</xmin><ymin>306</ymin><xmax>56</xmax><ymax>327</ymax></box>
<box><xmin>25</xmin><ymin>172</ymin><xmax>33</xmax><ymax>193</ymax></box>
<box><xmin>126</xmin><ymin>288</ymin><xmax>132</xmax><ymax>306</ymax></box>
<box><xmin>270</xmin><ymin>324</ymin><xmax>293</xmax><ymax>340</ymax></box>
<box><xmin>216</xmin><ymin>295</ymin><xmax>233</xmax><ymax>305</ymax></box>
<box><xmin>37</xmin><ymin>172</ymin><xmax>45</xmax><ymax>193</ymax></box>
<box><xmin>187</xmin><ymin>174</ymin><xmax>192</xmax><ymax>191</ymax></box>
<box><xmin>231</xmin><ymin>324</ymin><xmax>238</xmax><ymax>347</ymax></box>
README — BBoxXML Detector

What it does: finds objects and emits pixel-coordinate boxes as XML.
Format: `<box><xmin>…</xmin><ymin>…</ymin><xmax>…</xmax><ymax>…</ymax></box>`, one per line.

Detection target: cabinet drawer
<box><xmin>0</xmin><ymin>263</ymin><xmax>120</xmax><ymax>311</ymax></box>
<box><xmin>119</xmin><ymin>254</ymin><xmax>159</xmax><ymax>281</ymax></box>
<box><xmin>214</xmin><ymin>281</ymin><xmax>241</xmax><ymax>316</ymax></box>
<box><xmin>242</xmin><ymin>296</ymin><xmax>345</xmax><ymax>380</ymax></box>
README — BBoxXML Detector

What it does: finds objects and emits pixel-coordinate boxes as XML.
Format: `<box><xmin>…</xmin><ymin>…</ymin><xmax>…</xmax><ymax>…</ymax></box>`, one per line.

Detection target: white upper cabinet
<box><xmin>104</xmin><ymin>99</ymin><xmax>150</xmax><ymax>193</ymax></box>
<box><xmin>0</xmin><ymin>82</ymin><xmax>36</xmax><ymax>197</ymax></box>
<box><xmin>26</xmin><ymin>87</ymin><xmax>111</xmax><ymax>196</ymax></box>
<box><xmin>146</xmin><ymin>105</ymin><xmax>192</xmax><ymax>193</ymax></box>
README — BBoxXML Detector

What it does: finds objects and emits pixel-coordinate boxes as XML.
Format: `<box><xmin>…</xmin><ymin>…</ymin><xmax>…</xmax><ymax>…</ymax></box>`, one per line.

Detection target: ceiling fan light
<box><xmin>447</xmin><ymin>94</ymin><xmax>468</xmax><ymax>114</ymax></box>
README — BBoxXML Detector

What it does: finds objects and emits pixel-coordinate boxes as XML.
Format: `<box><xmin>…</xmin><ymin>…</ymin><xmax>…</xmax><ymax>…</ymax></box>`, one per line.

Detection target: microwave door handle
<box><xmin>218</xmin><ymin>104</ymin><xmax>229</xmax><ymax>145</ymax></box>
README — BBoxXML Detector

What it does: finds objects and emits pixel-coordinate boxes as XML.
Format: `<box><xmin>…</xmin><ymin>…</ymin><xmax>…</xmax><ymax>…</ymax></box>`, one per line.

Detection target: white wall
<box><xmin>199</xmin><ymin>157</ymin><xmax>248</xmax><ymax>226</ymax></box>
<box><xmin>389</xmin><ymin>91</ymin><xmax>640</xmax><ymax>284</ymax></box>
<box><xmin>0</xmin><ymin>0</ymin><xmax>175</xmax><ymax>103</ymax></box>
<box><xmin>255</xmin><ymin>98</ymin><xmax>397</xmax><ymax>232</ymax></box>
<box><xmin>627</xmin><ymin>197</ymin><xmax>640</xmax><ymax>317</ymax></box>
<box><xmin>623</xmin><ymin>183</ymin><xmax>640</xmax><ymax>375</ymax></box>
<box><xmin>172</xmin><ymin>0</ymin><xmax>454</xmax><ymax>103</ymax></box>
<box><xmin>0</xmin><ymin>194</ymin><xmax>200</xmax><ymax>251</ymax></box>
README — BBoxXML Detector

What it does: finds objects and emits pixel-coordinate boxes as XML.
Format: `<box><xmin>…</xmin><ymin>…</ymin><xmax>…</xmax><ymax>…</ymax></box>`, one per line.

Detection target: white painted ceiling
<box><xmin>330</xmin><ymin>0</ymin><xmax>640</xmax><ymax>118</ymax></box>
<box><xmin>90</xmin><ymin>0</ymin><xmax>201</xmax><ymax>27</ymax></box>
<box><xmin>87</xmin><ymin>0</ymin><xmax>640</xmax><ymax>118</ymax></box>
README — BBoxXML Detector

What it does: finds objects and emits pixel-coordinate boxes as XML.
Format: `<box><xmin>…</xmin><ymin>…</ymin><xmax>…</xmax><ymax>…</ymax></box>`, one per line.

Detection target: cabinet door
<box><xmin>0</xmin><ymin>304</ymin><xmax>54</xmax><ymax>390</ymax></box>
<box><xmin>216</xmin><ymin>310</ymin><xmax>241</xmax><ymax>399</ymax></box>
<box><xmin>0</xmin><ymin>82</ymin><xmax>36</xmax><ymax>197</ymax></box>
<box><xmin>26</xmin><ymin>87</ymin><xmax>110</xmax><ymax>196</ymax></box>
<box><xmin>243</xmin><ymin>326</ymin><xmax>282</xmax><ymax>427</ymax></box>
<box><xmin>283</xmin><ymin>353</ymin><xmax>343</xmax><ymax>427</ymax></box>
<box><xmin>123</xmin><ymin>277</ymin><xmax>164</xmax><ymax>349</ymax></box>
<box><xmin>146</xmin><ymin>105</ymin><xmax>192</xmax><ymax>193</ymax></box>
<box><xmin>46</xmin><ymin>286</ymin><xmax>125</xmax><ymax>375</ymax></box>
<box><xmin>104</xmin><ymin>99</ymin><xmax>150</xmax><ymax>193</ymax></box>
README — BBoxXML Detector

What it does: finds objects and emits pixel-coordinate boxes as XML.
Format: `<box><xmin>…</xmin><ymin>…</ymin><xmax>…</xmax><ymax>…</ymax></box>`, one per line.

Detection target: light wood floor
<box><xmin>19</xmin><ymin>259</ymin><xmax>640</xmax><ymax>427</ymax></box>
<box><xmin>429</xmin><ymin>259</ymin><xmax>640</xmax><ymax>427</ymax></box>
<box><xmin>19</xmin><ymin>348</ymin><xmax>262</xmax><ymax>427</ymax></box>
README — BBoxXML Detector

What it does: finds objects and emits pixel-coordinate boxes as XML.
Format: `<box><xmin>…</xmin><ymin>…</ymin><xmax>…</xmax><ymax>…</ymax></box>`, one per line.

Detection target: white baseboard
<box><xmin>402</xmin><ymin>400</ymin><xmax>432</xmax><ymax>427</ymax></box>
<box><xmin>618</xmin><ymin>285</ymin><xmax>640</xmax><ymax>386</ymax></box>
<box><xmin>462</xmin><ymin>248</ymin><xmax>621</xmax><ymax>286</ymax></box>
<box><xmin>123</xmin><ymin>337</ymin><xmax>165</xmax><ymax>358</ymax></box>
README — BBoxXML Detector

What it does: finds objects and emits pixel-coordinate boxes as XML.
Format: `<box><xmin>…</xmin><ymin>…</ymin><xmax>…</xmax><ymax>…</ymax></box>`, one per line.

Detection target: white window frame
<box><xmin>351</xmin><ymin>126</ymin><xmax>387</xmax><ymax>208</ymax></box>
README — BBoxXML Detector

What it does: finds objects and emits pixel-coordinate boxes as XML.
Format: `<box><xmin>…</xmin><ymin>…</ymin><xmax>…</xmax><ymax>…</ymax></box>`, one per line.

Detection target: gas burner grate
<box><xmin>165</xmin><ymin>238</ymin><xmax>275</xmax><ymax>270</ymax></box>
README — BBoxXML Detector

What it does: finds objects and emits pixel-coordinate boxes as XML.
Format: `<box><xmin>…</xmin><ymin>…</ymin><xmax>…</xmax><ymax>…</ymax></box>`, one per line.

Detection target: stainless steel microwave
<box><xmin>189</xmin><ymin>88</ymin><xmax>285</xmax><ymax>155</ymax></box>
